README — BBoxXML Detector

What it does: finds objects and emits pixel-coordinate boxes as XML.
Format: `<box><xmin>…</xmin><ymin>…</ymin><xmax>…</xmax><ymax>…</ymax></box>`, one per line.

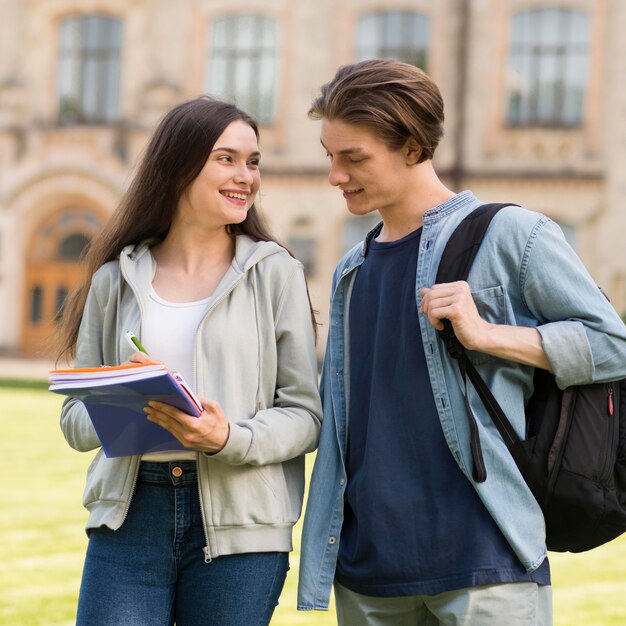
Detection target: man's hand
<box><xmin>419</xmin><ymin>281</ymin><xmax>489</xmax><ymax>351</ymax></box>
<box><xmin>420</xmin><ymin>281</ymin><xmax>551</xmax><ymax>370</ymax></box>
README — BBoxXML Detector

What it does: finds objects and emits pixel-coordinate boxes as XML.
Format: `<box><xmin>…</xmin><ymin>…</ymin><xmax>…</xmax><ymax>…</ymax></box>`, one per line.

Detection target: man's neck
<box><xmin>377</xmin><ymin>164</ymin><xmax>456</xmax><ymax>243</ymax></box>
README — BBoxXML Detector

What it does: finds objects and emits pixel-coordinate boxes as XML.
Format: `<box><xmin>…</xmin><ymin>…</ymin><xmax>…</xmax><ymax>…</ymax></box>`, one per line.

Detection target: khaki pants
<box><xmin>334</xmin><ymin>581</ymin><xmax>553</xmax><ymax>626</ymax></box>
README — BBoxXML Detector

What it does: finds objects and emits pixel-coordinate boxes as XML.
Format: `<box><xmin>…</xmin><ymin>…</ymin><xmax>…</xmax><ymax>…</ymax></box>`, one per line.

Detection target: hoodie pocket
<box><xmin>206</xmin><ymin>462</ymin><xmax>292</xmax><ymax>527</ymax></box>
<box><xmin>82</xmin><ymin>450</ymin><xmax>132</xmax><ymax>507</ymax></box>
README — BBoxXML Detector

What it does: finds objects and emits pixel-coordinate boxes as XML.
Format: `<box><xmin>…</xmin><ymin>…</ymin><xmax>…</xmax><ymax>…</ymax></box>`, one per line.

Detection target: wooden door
<box><xmin>20</xmin><ymin>210</ymin><xmax>102</xmax><ymax>357</ymax></box>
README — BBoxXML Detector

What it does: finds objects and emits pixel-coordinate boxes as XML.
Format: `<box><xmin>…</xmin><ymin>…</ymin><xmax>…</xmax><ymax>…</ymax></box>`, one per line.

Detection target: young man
<box><xmin>297</xmin><ymin>59</ymin><xmax>626</xmax><ymax>625</ymax></box>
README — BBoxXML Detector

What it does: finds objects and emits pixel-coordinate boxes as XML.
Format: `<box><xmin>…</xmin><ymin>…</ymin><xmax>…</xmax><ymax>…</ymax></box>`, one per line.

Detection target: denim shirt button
<box><xmin>339</xmin><ymin>478</ymin><xmax>345</xmax><ymax>486</ymax></box>
<box><xmin>328</xmin><ymin>536</ymin><xmax>336</xmax><ymax>545</ymax></box>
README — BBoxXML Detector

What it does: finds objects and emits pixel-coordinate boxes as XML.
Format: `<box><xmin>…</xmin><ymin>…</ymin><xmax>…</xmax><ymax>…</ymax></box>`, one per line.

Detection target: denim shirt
<box><xmin>297</xmin><ymin>191</ymin><xmax>626</xmax><ymax>610</ymax></box>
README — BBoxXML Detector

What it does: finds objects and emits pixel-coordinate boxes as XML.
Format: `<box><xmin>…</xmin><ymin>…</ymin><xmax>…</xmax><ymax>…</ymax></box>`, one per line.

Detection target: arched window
<box><xmin>356</xmin><ymin>11</ymin><xmax>429</xmax><ymax>69</ymax></box>
<box><xmin>507</xmin><ymin>8</ymin><xmax>589</xmax><ymax>126</ymax></box>
<box><xmin>58</xmin><ymin>233</ymin><xmax>90</xmax><ymax>260</ymax></box>
<box><xmin>30</xmin><ymin>286</ymin><xmax>43</xmax><ymax>324</ymax></box>
<box><xmin>55</xmin><ymin>286</ymin><xmax>69</xmax><ymax>320</ymax></box>
<box><xmin>58</xmin><ymin>14</ymin><xmax>122</xmax><ymax>124</ymax></box>
<box><xmin>208</xmin><ymin>14</ymin><xmax>279</xmax><ymax>124</ymax></box>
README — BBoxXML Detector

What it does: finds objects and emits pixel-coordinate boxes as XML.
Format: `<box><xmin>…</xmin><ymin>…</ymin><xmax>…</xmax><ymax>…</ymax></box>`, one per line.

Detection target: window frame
<box><xmin>506</xmin><ymin>7</ymin><xmax>589</xmax><ymax>128</ymax></box>
<box><xmin>355</xmin><ymin>10</ymin><xmax>429</xmax><ymax>70</ymax></box>
<box><xmin>207</xmin><ymin>13</ymin><xmax>279</xmax><ymax>125</ymax></box>
<box><xmin>57</xmin><ymin>13</ymin><xmax>123</xmax><ymax>125</ymax></box>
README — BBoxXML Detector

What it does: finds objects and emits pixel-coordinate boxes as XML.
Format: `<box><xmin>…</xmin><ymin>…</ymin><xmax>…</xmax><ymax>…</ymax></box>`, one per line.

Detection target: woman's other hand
<box><xmin>123</xmin><ymin>351</ymin><xmax>156</xmax><ymax>366</ymax></box>
<box><xmin>143</xmin><ymin>396</ymin><xmax>230</xmax><ymax>454</ymax></box>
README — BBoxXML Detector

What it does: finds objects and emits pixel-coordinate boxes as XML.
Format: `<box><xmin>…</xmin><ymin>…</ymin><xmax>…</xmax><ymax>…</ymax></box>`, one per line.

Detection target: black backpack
<box><xmin>436</xmin><ymin>203</ymin><xmax>626</xmax><ymax>552</ymax></box>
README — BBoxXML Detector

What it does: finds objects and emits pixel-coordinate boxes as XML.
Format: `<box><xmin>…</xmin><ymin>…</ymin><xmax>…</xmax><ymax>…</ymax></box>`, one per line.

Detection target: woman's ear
<box><xmin>404</xmin><ymin>138</ymin><xmax>422</xmax><ymax>165</ymax></box>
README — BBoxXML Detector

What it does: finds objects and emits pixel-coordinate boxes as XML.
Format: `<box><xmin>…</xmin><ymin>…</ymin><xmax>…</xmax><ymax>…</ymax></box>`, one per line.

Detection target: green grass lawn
<box><xmin>1</xmin><ymin>385</ymin><xmax>624</xmax><ymax>625</ymax></box>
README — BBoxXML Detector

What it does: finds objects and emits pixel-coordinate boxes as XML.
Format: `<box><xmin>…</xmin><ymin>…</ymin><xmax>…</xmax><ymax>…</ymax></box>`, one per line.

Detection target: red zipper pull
<box><xmin>608</xmin><ymin>386</ymin><xmax>614</xmax><ymax>416</ymax></box>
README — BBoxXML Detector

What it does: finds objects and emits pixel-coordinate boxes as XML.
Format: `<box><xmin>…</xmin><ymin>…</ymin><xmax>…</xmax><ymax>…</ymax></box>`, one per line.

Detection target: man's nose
<box><xmin>328</xmin><ymin>161</ymin><xmax>349</xmax><ymax>187</ymax></box>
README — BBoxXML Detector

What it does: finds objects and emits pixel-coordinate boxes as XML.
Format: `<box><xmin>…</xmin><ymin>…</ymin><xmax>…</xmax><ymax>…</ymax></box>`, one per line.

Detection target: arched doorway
<box><xmin>21</xmin><ymin>208</ymin><xmax>103</xmax><ymax>356</ymax></box>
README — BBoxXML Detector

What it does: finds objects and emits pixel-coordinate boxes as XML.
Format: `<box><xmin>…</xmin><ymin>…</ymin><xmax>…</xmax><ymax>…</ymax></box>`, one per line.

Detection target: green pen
<box><xmin>125</xmin><ymin>330</ymin><xmax>150</xmax><ymax>356</ymax></box>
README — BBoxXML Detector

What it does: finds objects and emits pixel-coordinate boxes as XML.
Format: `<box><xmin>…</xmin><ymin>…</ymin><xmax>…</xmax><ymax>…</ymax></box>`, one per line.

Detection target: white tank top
<box><xmin>140</xmin><ymin>286</ymin><xmax>213</xmax><ymax>462</ymax></box>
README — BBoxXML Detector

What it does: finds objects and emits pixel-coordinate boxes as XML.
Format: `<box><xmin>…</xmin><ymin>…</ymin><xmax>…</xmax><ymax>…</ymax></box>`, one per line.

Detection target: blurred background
<box><xmin>1</xmin><ymin>3</ymin><xmax>626</xmax><ymax>625</ymax></box>
<box><xmin>0</xmin><ymin>0</ymin><xmax>625</xmax><ymax>361</ymax></box>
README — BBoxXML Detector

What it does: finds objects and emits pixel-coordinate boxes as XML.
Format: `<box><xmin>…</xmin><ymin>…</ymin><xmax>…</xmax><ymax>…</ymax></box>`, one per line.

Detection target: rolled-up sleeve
<box><xmin>521</xmin><ymin>218</ymin><xmax>626</xmax><ymax>387</ymax></box>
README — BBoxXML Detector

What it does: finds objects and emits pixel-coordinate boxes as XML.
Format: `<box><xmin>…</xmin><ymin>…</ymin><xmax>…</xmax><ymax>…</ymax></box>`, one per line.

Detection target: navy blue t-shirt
<box><xmin>335</xmin><ymin>225</ymin><xmax>549</xmax><ymax>597</ymax></box>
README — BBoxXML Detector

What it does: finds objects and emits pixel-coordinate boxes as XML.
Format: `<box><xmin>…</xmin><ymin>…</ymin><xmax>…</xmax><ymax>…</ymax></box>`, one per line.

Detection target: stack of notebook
<box><xmin>49</xmin><ymin>363</ymin><xmax>203</xmax><ymax>457</ymax></box>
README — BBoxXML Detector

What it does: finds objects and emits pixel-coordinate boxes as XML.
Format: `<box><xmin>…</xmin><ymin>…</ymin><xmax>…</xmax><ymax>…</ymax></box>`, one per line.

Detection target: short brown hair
<box><xmin>309</xmin><ymin>59</ymin><xmax>444</xmax><ymax>162</ymax></box>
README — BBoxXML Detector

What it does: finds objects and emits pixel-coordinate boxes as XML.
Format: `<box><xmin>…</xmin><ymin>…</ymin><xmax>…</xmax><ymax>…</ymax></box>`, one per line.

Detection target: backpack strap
<box><xmin>436</xmin><ymin>204</ymin><xmax>510</xmax><ymax>283</ymax></box>
<box><xmin>435</xmin><ymin>203</ymin><xmax>525</xmax><ymax>482</ymax></box>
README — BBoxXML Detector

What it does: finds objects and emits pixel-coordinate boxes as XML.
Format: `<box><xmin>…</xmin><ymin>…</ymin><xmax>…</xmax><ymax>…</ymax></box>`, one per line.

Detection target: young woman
<box><xmin>57</xmin><ymin>97</ymin><xmax>322</xmax><ymax>626</ymax></box>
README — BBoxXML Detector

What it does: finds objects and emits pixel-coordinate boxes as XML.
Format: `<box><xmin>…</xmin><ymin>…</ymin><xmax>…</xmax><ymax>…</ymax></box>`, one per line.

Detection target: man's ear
<box><xmin>405</xmin><ymin>138</ymin><xmax>422</xmax><ymax>165</ymax></box>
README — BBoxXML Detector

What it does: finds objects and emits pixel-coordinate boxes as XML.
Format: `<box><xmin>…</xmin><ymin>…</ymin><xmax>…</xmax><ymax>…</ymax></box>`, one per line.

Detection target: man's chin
<box><xmin>345</xmin><ymin>200</ymin><xmax>376</xmax><ymax>216</ymax></box>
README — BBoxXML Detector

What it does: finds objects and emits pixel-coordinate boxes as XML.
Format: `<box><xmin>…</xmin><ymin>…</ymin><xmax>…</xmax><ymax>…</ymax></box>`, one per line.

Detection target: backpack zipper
<box><xmin>599</xmin><ymin>384</ymin><xmax>618</xmax><ymax>482</ymax></box>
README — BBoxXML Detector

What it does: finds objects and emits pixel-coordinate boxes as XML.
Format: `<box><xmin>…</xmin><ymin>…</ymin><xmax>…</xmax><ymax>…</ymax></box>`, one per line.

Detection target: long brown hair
<box><xmin>57</xmin><ymin>97</ymin><xmax>316</xmax><ymax>362</ymax></box>
<box><xmin>309</xmin><ymin>59</ymin><xmax>445</xmax><ymax>161</ymax></box>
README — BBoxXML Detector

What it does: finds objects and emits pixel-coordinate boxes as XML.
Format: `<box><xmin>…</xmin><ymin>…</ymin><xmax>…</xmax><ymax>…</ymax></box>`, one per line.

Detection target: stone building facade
<box><xmin>0</xmin><ymin>0</ymin><xmax>624</xmax><ymax>357</ymax></box>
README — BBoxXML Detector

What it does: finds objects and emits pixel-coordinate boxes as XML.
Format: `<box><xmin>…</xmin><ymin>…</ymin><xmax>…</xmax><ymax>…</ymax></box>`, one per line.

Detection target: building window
<box><xmin>208</xmin><ymin>14</ymin><xmax>278</xmax><ymax>124</ymax></box>
<box><xmin>288</xmin><ymin>237</ymin><xmax>316</xmax><ymax>277</ymax></box>
<box><xmin>356</xmin><ymin>11</ymin><xmax>429</xmax><ymax>69</ymax></box>
<box><xmin>55</xmin><ymin>286</ymin><xmax>69</xmax><ymax>320</ymax></box>
<box><xmin>59</xmin><ymin>233</ymin><xmax>90</xmax><ymax>260</ymax></box>
<box><xmin>507</xmin><ymin>8</ymin><xmax>588</xmax><ymax>127</ymax></box>
<box><xmin>58</xmin><ymin>14</ymin><xmax>122</xmax><ymax>124</ymax></box>
<box><xmin>343</xmin><ymin>213</ymin><xmax>381</xmax><ymax>254</ymax></box>
<box><xmin>554</xmin><ymin>220</ymin><xmax>576</xmax><ymax>249</ymax></box>
<box><xmin>30</xmin><ymin>286</ymin><xmax>43</xmax><ymax>324</ymax></box>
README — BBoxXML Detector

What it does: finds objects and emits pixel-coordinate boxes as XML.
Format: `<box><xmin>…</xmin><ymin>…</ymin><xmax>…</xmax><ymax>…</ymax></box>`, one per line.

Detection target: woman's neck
<box><xmin>150</xmin><ymin>225</ymin><xmax>236</xmax><ymax>302</ymax></box>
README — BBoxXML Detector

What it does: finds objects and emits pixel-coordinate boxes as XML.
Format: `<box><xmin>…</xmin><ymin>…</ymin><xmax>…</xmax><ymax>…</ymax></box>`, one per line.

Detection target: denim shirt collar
<box><xmin>357</xmin><ymin>190</ymin><xmax>476</xmax><ymax>261</ymax></box>
<box><xmin>422</xmin><ymin>189</ymin><xmax>475</xmax><ymax>224</ymax></box>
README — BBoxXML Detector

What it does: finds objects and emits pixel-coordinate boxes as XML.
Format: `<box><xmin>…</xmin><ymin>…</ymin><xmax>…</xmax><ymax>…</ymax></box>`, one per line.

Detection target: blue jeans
<box><xmin>76</xmin><ymin>461</ymin><xmax>289</xmax><ymax>626</ymax></box>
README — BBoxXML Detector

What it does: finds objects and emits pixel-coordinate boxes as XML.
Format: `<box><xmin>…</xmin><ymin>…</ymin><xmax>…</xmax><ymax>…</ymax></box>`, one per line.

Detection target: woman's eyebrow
<box><xmin>211</xmin><ymin>146</ymin><xmax>262</xmax><ymax>158</ymax></box>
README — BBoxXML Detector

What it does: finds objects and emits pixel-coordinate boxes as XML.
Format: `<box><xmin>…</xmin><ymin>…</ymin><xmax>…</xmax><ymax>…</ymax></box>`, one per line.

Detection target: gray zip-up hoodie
<box><xmin>60</xmin><ymin>235</ymin><xmax>322</xmax><ymax>561</ymax></box>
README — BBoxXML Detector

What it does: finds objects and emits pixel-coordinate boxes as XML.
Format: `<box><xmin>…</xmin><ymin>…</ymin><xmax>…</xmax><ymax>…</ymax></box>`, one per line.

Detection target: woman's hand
<box><xmin>143</xmin><ymin>396</ymin><xmax>230</xmax><ymax>454</ymax></box>
<box><xmin>123</xmin><ymin>351</ymin><xmax>155</xmax><ymax>366</ymax></box>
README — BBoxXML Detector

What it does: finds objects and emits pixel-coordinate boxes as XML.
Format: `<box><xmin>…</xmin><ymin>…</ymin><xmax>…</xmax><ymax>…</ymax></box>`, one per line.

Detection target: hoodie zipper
<box><xmin>193</xmin><ymin>272</ymin><xmax>247</xmax><ymax>562</ymax></box>
<box><xmin>115</xmin><ymin>251</ymin><xmax>148</xmax><ymax>528</ymax></box>
<box><xmin>196</xmin><ymin>457</ymin><xmax>213</xmax><ymax>563</ymax></box>
<box><xmin>118</xmin><ymin>457</ymin><xmax>141</xmax><ymax>527</ymax></box>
